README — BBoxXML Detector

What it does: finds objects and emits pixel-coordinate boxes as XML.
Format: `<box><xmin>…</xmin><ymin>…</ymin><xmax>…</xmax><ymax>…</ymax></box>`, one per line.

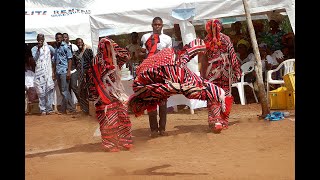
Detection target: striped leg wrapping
<box><xmin>96</xmin><ymin>100</ymin><xmax>132</xmax><ymax>150</ymax></box>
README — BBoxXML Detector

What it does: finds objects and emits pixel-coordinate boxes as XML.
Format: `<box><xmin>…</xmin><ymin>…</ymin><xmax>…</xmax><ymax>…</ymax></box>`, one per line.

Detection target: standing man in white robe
<box><xmin>31</xmin><ymin>34</ymin><xmax>55</xmax><ymax>115</ymax></box>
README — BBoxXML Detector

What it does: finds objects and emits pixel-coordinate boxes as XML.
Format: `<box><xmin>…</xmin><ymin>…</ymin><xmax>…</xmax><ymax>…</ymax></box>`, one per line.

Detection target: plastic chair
<box><xmin>266</xmin><ymin>58</ymin><xmax>295</xmax><ymax>105</ymax></box>
<box><xmin>231</xmin><ymin>61</ymin><xmax>258</xmax><ymax>105</ymax></box>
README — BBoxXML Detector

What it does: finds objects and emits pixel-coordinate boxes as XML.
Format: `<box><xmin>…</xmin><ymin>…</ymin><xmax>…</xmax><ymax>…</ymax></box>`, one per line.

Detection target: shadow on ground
<box><xmin>109</xmin><ymin>164</ymin><xmax>208</xmax><ymax>176</ymax></box>
<box><xmin>26</xmin><ymin>122</ymin><xmax>240</xmax><ymax>158</ymax></box>
<box><xmin>25</xmin><ymin>142</ymin><xmax>103</xmax><ymax>158</ymax></box>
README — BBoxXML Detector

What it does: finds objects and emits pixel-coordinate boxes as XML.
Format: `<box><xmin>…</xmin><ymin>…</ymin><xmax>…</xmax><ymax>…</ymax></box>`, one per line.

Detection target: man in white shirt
<box><xmin>140</xmin><ymin>17</ymin><xmax>172</xmax><ymax>138</ymax></box>
<box><xmin>140</xmin><ymin>17</ymin><xmax>172</xmax><ymax>58</ymax></box>
<box><xmin>259</xmin><ymin>43</ymin><xmax>279</xmax><ymax>71</ymax></box>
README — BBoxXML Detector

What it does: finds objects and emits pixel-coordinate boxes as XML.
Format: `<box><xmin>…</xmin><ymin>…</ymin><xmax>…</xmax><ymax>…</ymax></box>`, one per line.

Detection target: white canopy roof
<box><xmin>25</xmin><ymin>0</ymin><xmax>294</xmax><ymax>52</ymax></box>
<box><xmin>25</xmin><ymin>0</ymin><xmax>106</xmax><ymax>43</ymax></box>
<box><xmin>89</xmin><ymin>0</ymin><xmax>294</xmax><ymax>53</ymax></box>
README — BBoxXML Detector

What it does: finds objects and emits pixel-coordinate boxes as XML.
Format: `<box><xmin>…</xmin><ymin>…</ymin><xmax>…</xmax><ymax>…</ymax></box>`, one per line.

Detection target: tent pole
<box><xmin>241</xmin><ymin>0</ymin><xmax>270</xmax><ymax>117</ymax></box>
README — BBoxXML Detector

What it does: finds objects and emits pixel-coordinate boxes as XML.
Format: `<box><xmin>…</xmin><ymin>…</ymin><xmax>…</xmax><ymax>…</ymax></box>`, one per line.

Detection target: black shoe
<box><xmin>46</xmin><ymin>111</ymin><xmax>55</xmax><ymax>115</ymax></box>
<box><xmin>159</xmin><ymin>130</ymin><xmax>168</xmax><ymax>136</ymax></box>
<box><xmin>150</xmin><ymin>131</ymin><xmax>159</xmax><ymax>138</ymax></box>
<box><xmin>68</xmin><ymin>110</ymin><xmax>77</xmax><ymax>115</ymax></box>
<box><xmin>57</xmin><ymin>111</ymin><xmax>67</xmax><ymax>115</ymax></box>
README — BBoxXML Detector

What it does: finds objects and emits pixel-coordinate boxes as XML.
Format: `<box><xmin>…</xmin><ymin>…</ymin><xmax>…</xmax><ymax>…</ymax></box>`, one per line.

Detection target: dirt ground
<box><xmin>25</xmin><ymin>103</ymin><xmax>295</xmax><ymax>180</ymax></box>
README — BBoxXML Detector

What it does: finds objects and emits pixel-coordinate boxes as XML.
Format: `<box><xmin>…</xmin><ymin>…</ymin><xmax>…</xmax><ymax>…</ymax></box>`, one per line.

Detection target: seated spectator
<box><xmin>229</xmin><ymin>21</ymin><xmax>249</xmax><ymax>51</ymax></box>
<box><xmin>259</xmin><ymin>43</ymin><xmax>283</xmax><ymax>90</ymax></box>
<box><xmin>254</xmin><ymin>40</ymin><xmax>284</xmax><ymax>69</ymax></box>
<box><xmin>282</xmin><ymin>32</ymin><xmax>295</xmax><ymax>59</ymax></box>
<box><xmin>271</xmin><ymin>49</ymin><xmax>285</xmax><ymax>65</ymax></box>
<box><xmin>236</xmin><ymin>39</ymin><xmax>255</xmax><ymax>65</ymax></box>
<box><xmin>252</xmin><ymin>20</ymin><xmax>265</xmax><ymax>44</ymax></box>
<box><xmin>282</xmin><ymin>47</ymin><xmax>294</xmax><ymax>60</ymax></box>
<box><xmin>262</xmin><ymin>20</ymin><xmax>286</xmax><ymax>52</ymax></box>
<box><xmin>258</xmin><ymin>43</ymin><xmax>278</xmax><ymax>82</ymax></box>
<box><xmin>236</xmin><ymin>39</ymin><xmax>256</xmax><ymax>83</ymax></box>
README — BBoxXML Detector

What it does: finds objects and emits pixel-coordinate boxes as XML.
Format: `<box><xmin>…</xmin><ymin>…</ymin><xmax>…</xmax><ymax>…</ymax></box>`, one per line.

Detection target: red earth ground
<box><xmin>25</xmin><ymin>103</ymin><xmax>295</xmax><ymax>180</ymax></box>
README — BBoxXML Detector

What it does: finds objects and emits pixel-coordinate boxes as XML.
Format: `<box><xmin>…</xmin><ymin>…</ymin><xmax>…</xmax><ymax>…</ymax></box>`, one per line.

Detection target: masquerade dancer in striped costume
<box><xmin>128</xmin><ymin>38</ymin><xmax>232</xmax><ymax>133</ymax></box>
<box><xmin>199</xmin><ymin>19</ymin><xmax>242</xmax><ymax>131</ymax></box>
<box><xmin>87</xmin><ymin>37</ymin><xmax>132</xmax><ymax>152</ymax></box>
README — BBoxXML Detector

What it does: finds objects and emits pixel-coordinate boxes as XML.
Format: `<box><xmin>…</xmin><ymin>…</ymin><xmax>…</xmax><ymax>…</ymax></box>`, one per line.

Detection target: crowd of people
<box><xmin>231</xmin><ymin>19</ymin><xmax>294</xmax><ymax>84</ymax></box>
<box><xmin>25</xmin><ymin>33</ymin><xmax>93</xmax><ymax>116</ymax></box>
<box><xmin>25</xmin><ymin>16</ymin><xmax>295</xmax><ymax>152</ymax></box>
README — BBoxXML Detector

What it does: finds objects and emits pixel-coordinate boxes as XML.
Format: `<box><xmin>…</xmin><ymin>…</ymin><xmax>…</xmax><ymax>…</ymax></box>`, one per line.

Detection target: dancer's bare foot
<box><xmin>105</xmin><ymin>147</ymin><xmax>120</xmax><ymax>152</ymax></box>
<box><xmin>121</xmin><ymin>144</ymin><xmax>133</xmax><ymax>151</ymax></box>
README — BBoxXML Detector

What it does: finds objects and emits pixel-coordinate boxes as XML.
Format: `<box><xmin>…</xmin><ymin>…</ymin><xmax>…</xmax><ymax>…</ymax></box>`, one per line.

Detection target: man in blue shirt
<box><xmin>52</xmin><ymin>32</ymin><xmax>76</xmax><ymax>114</ymax></box>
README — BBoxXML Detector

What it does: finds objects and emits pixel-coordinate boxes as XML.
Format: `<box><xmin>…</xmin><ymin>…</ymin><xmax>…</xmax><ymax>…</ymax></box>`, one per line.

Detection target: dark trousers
<box><xmin>68</xmin><ymin>71</ymin><xmax>80</xmax><ymax>111</ymax></box>
<box><xmin>56</xmin><ymin>73</ymin><xmax>73</xmax><ymax>113</ymax></box>
<box><xmin>148</xmin><ymin>101</ymin><xmax>167</xmax><ymax>132</ymax></box>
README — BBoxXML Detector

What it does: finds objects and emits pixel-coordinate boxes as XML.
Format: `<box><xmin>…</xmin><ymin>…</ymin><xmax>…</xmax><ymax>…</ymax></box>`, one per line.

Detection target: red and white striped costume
<box><xmin>88</xmin><ymin>37</ymin><xmax>132</xmax><ymax>152</ymax></box>
<box><xmin>203</xmin><ymin>19</ymin><xmax>242</xmax><ymax>129</ymax></box>
<box><xmin>128</xmin><ymin>39</ymin><xmax>232</xmax><ymax>132</ymax></box>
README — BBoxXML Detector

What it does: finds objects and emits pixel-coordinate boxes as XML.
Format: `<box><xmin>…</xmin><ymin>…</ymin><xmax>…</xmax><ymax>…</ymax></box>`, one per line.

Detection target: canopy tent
<box><xmin>25</xmin><ymin>0</ymin><xmax>102</xmax><ymax>44</ymax></box>
<box><xmin>25</xmin><ymin>0</ymin><xmax>294</xmax><ymax>49</ymax></box>
<box><xmin>25</xmin><ymin>9</ymin><xmax>92</xmax><ymax>44</ymax></box>
<box><xmin>89</xmin><ymin>0</ymin><xmax>295</xmax><ymax>54</ymax></box>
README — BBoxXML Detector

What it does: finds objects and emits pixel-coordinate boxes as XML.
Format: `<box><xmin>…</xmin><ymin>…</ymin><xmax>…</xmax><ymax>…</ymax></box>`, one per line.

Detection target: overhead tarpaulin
<box><xmin>25</xmin><ymin>0</ymin><xmax>96</xmax><ymax>44</ymax></box>
<box><xmin>25</xmin><ymin>7</ymin><xmax>92</xmax><ymax>44</ymax></box>
<box><xmin>285</xmin><ymin>0</ymin><xmax>295</xmax><ymax>34</ymax></box>
<box><xmin>171</xmin><ymin>7</ymin><xmax>199</xmax><ymax>73</ymax></box>
<box><xmin>25</xmin><ymin>0</ymin><xmax>294</xmax><ymax>51</ymax></box>
<box><xmin>25</xmin><ymin>31</ymin><xmax>38</xmax><ymax>43</ymax></box>
<box><xmin>89</xmin><ymin>0</ymin><xmax>295</xmax><ymax>54</ymax></box>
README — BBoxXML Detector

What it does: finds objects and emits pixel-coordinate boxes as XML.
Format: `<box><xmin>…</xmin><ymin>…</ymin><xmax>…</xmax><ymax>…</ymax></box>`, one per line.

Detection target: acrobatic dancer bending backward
<box><xmin>128</xmin><ymin>38</ymin><xmax>233</xmax><ymax>133</ymax></box>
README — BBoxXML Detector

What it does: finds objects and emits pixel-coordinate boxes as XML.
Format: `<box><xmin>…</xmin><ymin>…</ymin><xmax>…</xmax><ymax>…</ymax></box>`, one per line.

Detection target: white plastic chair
<box><xmin>266</xmin><ymin>58</ymin><xmax>295</xmax><ymax>104</ymax></box>
<box><xmin>231</xmin><ymin>61</ymin><xmax>258</xmax><ymax>105</ymax></box>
